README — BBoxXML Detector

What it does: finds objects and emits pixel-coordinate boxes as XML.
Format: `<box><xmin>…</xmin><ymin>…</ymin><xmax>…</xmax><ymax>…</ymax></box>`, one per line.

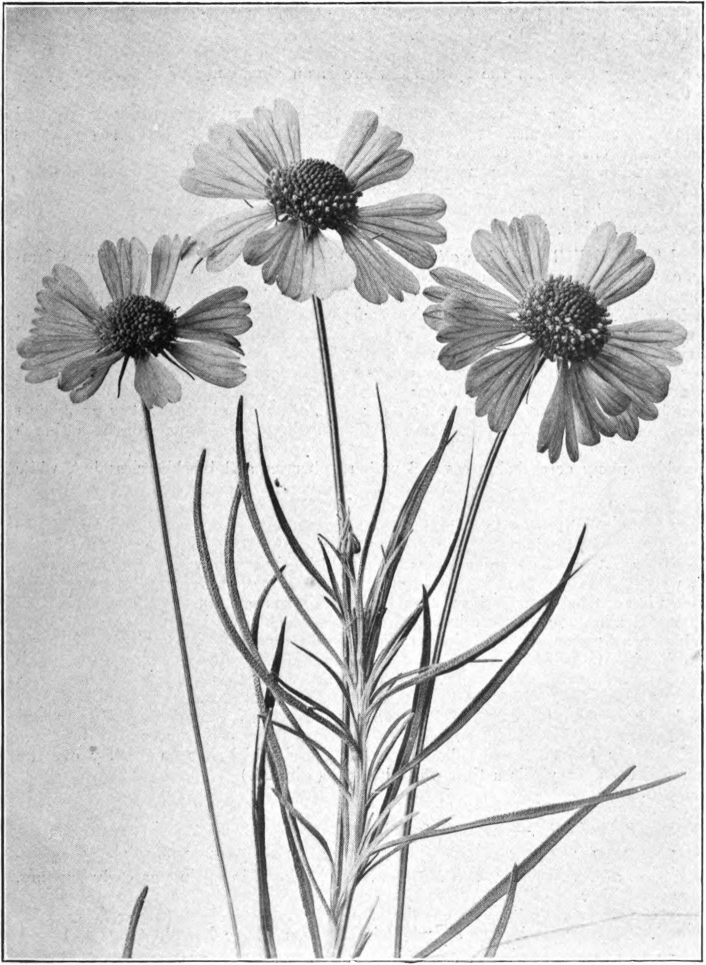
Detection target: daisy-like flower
<box><xmin>18</xmin><ymin>235</ymin><xmax>252</xmax><ymax>407</ymax></box>
<box><xmin>181</xmin><ymin>99</ymin><xmax>446</xmax><ymax>304</ymax></box>
<box><xmin>425</xmin><ymin>216</ymin><xmax>686</xmax><ymax>462</ymax></box>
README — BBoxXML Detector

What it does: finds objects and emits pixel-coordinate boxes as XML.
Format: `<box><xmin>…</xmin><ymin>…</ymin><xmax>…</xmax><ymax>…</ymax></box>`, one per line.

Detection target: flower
<box><xmin>18</xmin><ymin>235</ymin><xmax>253</xmax><ymax>407</ymax></box>
<box><xmin>181</xmin><ymin>99</ymin><xmax>446</xmax><ymax>304</ymax></box>
<box><xmin>425</xmin><ymin>216</ymin><xmax>686</xmax><ymax>462</ymax></box>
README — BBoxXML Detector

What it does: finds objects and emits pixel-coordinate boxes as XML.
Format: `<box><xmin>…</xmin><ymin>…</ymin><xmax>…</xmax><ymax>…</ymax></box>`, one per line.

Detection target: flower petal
<box><xmin>244</xmin><ymin>220</ymin><xmax>302</xmax><ymax>293</ymax></box>
<box><xmin>119</xmin><ymin>238</ymin><xmax>149</xmax><ymax>296</ymax></box>
<box><xmin>244</xmin><ymin>222</ymin><xmax>355</xmax><ymax>301</ymax></box>
<box><xmin>465</xmin><ymin>343</ymin><xmax>541</xmax><ymax>432</ymax></box>
<box><xmin>236</xmin><ymin>99</ymin><xmax>301</xmax><ymax>174</ymax></box>
<box><xmin>150</xmin><ymin>235</ymin><xmax>191</xmax><ymax>303</ymax></box>
<box><xmin>340</xmin><ymin>226</ymin><xmax>419</xmax><ymax>304</ymax></box>
<box><xmin>575</xmin><ymin>223</ymin><xmax>654</xmax><ymax>306</ymax></box>
<box><xmin>355</xmin><ymin>194</ymin><xmax>446</xmax><ymax>269</ymax></box>
<box><xmin>608</xmin><ymin>319</ymin><xmax>686</xmax><ymax>366</ymax></box>
<box><xmin>300</xmin><ymin>231</ymin><xmax>357</xmax><ymax>301</ymax></box>
<box><xmin>195</xmin><ymin>206</ymin><xmax>274</xmax><ymax>273</ymax></box>
<box><xmin>169</xmin><ymin>339</ymin><xmax>247</xmax><ymax>388</ymax></box>
<box><xmin>335</xmin><ymin>111</ymin><xmax>413</xmax><ymax>192</ymax></box>
<box><xmin>134</xmin><ymin>354</ymin><xmax>182</xmax><ymax>408</ymax></box>
<box><xmin>20</xmin><ymin>339</ymin><xmax>108</xmax><ymax>383</ymax></box>
<box><xmin>99</xmin><ymin>238</ymin><xmax>148</xmax><ymax>302</ymax></box>
<box><xmin>176</xmin><ymin>287</ymin><xmax>252</xmax><ymax>345</ymax></box>
<box><xmin>37</xmin><ymin>265</ymin><xmax>103</xmax><ymax>324</ymax></box>
<box><xmin>57</xmin><ymin>349</ymin><xmax>123</xmax><ymax>392</ymax></box>
<box><xmin>471</xmin><ymin>215</ymin><xmax>550</xmax><ymax>300</ymax></box>
<box><xmin>537</xmin><ymin>363</ymin><xmax>581</xmax><ymax>462</ymax></box>
<box><xmin>429</xmin><ymin>292</ymin><xmax>518</xmax><ymax>370</ymax></box>
<box><xmin>181</xmin><ymin>125</ymin><xmax>271</xmax><ymax>200</ymax></box>
<box><xmin>69</xmin><ymin>358</ymin><xmax>118</xmax><ymax>403</ymax></box>
<box><xmin>428</xmin><ymin>267</ymin><xmax>519</xmax><ymax>313</ymax></box>
<box><xmin>588</xmin><ymin>348</ymin><xmax>661</xmax><ymax>420</ymax></box>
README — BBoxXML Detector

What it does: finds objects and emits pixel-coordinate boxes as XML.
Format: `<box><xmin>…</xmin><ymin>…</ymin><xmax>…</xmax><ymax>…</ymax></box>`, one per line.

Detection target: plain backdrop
<box><xmin>4</xmin><ymin>4</ymin><xmax>702</xmax><ymax>961</ymax></box>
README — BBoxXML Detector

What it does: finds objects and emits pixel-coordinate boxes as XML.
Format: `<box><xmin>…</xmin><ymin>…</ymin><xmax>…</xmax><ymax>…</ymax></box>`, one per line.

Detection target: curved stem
<box><xmin>141</xmin><ymin>404</ymin><xmax>241</xmax><ymax>957</ymax></box>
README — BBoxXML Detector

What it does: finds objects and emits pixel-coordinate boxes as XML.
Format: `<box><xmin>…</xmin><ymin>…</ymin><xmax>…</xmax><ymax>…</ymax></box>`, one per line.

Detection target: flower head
<box><xmin>18</xmin><ymin>235</ymin><xmax>252</xmax><ymax>407</ymax></box>
<box><xmin>181</xmin><ymin>99</ymin><xmax>446</xmax><ymax>304</ymax></box>
<box><xmin>425</xmin><ymin>216</ymin><xmax>686</xmax><ymax>462</ymax></box>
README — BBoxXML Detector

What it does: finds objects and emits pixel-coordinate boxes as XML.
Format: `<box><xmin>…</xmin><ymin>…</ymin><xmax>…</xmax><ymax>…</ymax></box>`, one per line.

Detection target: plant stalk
<box><xmin>311</xmin><ymin>295</ymin><xmax>356</xmax><ymax>950</ymax></box>
<box><xmin>141</xmin><ymin>403</ymin><xmax>241</xmax><ymax>957</ymax></box>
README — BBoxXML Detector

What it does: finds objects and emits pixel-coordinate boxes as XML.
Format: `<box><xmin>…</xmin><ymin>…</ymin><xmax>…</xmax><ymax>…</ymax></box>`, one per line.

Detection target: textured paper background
<box><xmin>4</xmin><ymin>3</ymin><xmax>702</xmax><ymax>960</ymax></box>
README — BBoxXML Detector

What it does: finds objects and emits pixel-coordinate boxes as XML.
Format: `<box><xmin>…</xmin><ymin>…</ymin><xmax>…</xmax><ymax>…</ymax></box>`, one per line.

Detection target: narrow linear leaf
<box><xmin>358</xmin><ymin>385</ymin><xmax>388</xmax><ymax>590</ymax></box>
<box><xmin>367</xmin><ymin>710</ymin><xmax>415</xmax><ymax>791</ymax></box>
<box><xmin>378</xmin><ymin>528</ymin><xmax>586</xmax><ymax>796</ymax></box>
<box><xmin>369</xmin><ymin>771</ymin><xmax>684</xmax><ymax>855</ymax></box>
<box><xmin>370</xmin><ymin>451</ymin><xmax>473</xmax><ymax>691</ymax></box>
<box><xmin>252</xmin><ymin>714</ymin><xmax>277</xmax><ymax>958</ymax></box>
<box><xmin>376</xmin><ymin>567</ymin><xmax>580</xmax><ymax>705</ymax></box>
<box><xmin>350</xmin><ymin>901</ymin><xmax>379</xmax><ymax>959</ymax></box>
<box><xmin>391</xmin><ymin>588</ymin><xmax>434</xmax><ymax>956</ymax></box>
<box><xmin>271</xmin><ymin>786</ymin><xmax>334</xmax><ymax>866</ymax></box>
<box><xmin>235</xmin><ymin>398</ymin><xmax>347</xmax><ymax>675</ymax></box>
<box><xmin>259</xmin><ymin>700</ymin><xmax>326</xmax><ymax>954</ymax></box>
<box><xmin>364</xmin><ymin>408</ymin><xmax>457</xmax><ymax>673</ymax></box>
<box><xmin>485</xmin><ymin>864</ymin><xmax>518</xmax><ymax>958</ymax></box>
<box><xmin>271</xmin><ymin>720</ymin><xmax>347</xmax><ymax>779</ymax></box>
<box><xmin>276</xmin><ymin>800</ymin><xmax>325</xmax><ymax>955</ymax></box>
<box><xmin>251</xmin><ymin>572</ymin><xmax>281</xmax><ymax>648</ymax></box>
<box><xmin>122</xmin><ymin>886</ymin><xmax>148</xmax><ymax>959</ymax></box>
<box><xmin>377</xmin><ymin>587</ymin><xmax>433</xmax><ymax>821</ymax></box>
<box><xmin>257</xmin><ymin>418</ymin><xmax>333</xmax><ymax>595</ymax></box>
<box><xmin>264</xmin><ymin>620</ymin><xmax>287</xmax><ymax>712</ymax></box>
<box><xmin>414</xmin><ymin>766</ymin><xmax>634</xmax><ymax>958</ymax></box>
<box><xmin>196</xmin><ymin>452</ymin><xmax>351</xmax><ymax>785</ymax></box>
<box><xmin>290</xmin><ymin>641</ymin><xmax>355</xmax><ymax>716</ymax></box>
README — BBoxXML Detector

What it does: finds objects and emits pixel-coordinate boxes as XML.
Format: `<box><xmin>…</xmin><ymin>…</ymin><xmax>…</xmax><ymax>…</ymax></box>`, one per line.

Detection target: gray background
<box><xmin>4</xmin><ymin>4</ymin><xmax>702</xmax><ymax>960</ymax></box>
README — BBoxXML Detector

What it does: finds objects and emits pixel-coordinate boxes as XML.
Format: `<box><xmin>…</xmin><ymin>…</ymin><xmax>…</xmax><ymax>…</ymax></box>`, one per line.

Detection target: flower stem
<box><xmin>312</xmin><ymin>296</ymin><xmax>347</xmax><ymax>531</ymax></box>
<box><xmin>311</xmin><ymin>295</ymin><xmax>353</xmax><ymax>948</ymax></box>
<box><xmin>141</xmin><ymin>403</ymin><xmax>241</xmax><ymax>957</ymax></box>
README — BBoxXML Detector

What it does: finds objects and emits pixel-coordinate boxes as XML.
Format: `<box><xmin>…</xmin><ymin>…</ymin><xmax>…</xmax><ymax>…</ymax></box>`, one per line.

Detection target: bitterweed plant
<box><xmin>186</xmin><ymin>100</ymin><xmax>686</xmax><ymax>961</ymax></box>
<box><xmin>18</xmin><ymin>96</ymin><xmax>687</xmax><ymax>959</ymax></box>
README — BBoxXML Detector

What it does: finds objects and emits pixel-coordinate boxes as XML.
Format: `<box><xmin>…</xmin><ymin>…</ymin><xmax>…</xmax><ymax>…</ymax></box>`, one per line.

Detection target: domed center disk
<box><xmin>98</xmin><ymin>295</ymin><xmax>177</xmax><ymax>356</ymax></box>
<box><xmin>517</xmin><ymin>275</ymin><xmax>611</xmax><ymax>362</ymax></box>
<box><xmin>265</xmin><ymin>158</ymin><xmax>361</xmax><ymax>233</ymax></box>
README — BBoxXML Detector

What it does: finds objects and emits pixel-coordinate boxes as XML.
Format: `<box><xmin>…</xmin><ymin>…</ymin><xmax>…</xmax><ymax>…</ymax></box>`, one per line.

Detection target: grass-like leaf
<box><xmin>414</xmin><ymin>765</ymin><xmax>638</xmax><ymax>957</ymax></box>
<box><xmin>252</xmin><ymin>712</ymin><xmax>277</xmax><ymax>958</ymax></box>
<box><xmin>370</xmin><ymin>770</ymin><xmax>684</xmax><ymax>857</ymax></box>
<box><xmin>374</xmin><ymin>567</ymin><xmax>580</xmax><ymax>707</ymax></box>
<box><xmin>485</xmin><ymin>864</ymin><xmax>518</xmax><ymax>958</ymax></box>
<box><xmin>350</xmin><ymin>901</ymin><xmax>379</xmax><ymax>959</ymax></box>
<box><xmin>363</xmin><ymin>409</ymin><xmax>456</xmax><ymax>675</ymax></box>
<box><xmin>122</xmin><ymin>886</ymin><xmax>148</xmax><ymax>959</ymax></box>
<box><xmin>359</xmin><ymin>386</ymin><xmax>389</xmax><ymax>596</ymax></box>
<box><xmin>369</xmin><ymin>452</ymin><xmax>473</xmax><ymax>692</ymax></box>
<box><xmin>235</xmin><ymin>398</ymin><xmax>347</xmax><ymax>676</ymax></box>
<box><xmin>251</xmin><ymin>572</ymin><xmax>280</xmax><ymax>649</ymax></box>
<box><xmin>377</xmin><ymin>527</ymin><xmax>585</xmax><ymax>796</ymax></box>
<box><xmin>257</xmin><ymin>417</ymin><xmax>333</xmax><ymax>597</ymax></box>
<box><xmin>195</xmin><ymin>451</ymin><xmax>352</xmax><ymax>777</ymax></box>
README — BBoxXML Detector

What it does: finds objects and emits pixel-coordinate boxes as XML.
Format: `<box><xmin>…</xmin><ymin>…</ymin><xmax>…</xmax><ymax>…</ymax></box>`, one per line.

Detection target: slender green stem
<box><xmin>393</xmin><ymin>427</ymin><xmax>509</xmax><ymax>958</ymax></box>
<box><xmin>313</xmin><ymin>296</ymin><xmax>347</xmax><ymax>532</ymax></box>
<box><xmin>311</xmin><ymin>295</ymin><xmax>354</xmax><ymax>949</ymax></box>
<box><xmin>141</xmin><ymin>404</ymin><xmax>241</xmax><ymax>957</ymax></box>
